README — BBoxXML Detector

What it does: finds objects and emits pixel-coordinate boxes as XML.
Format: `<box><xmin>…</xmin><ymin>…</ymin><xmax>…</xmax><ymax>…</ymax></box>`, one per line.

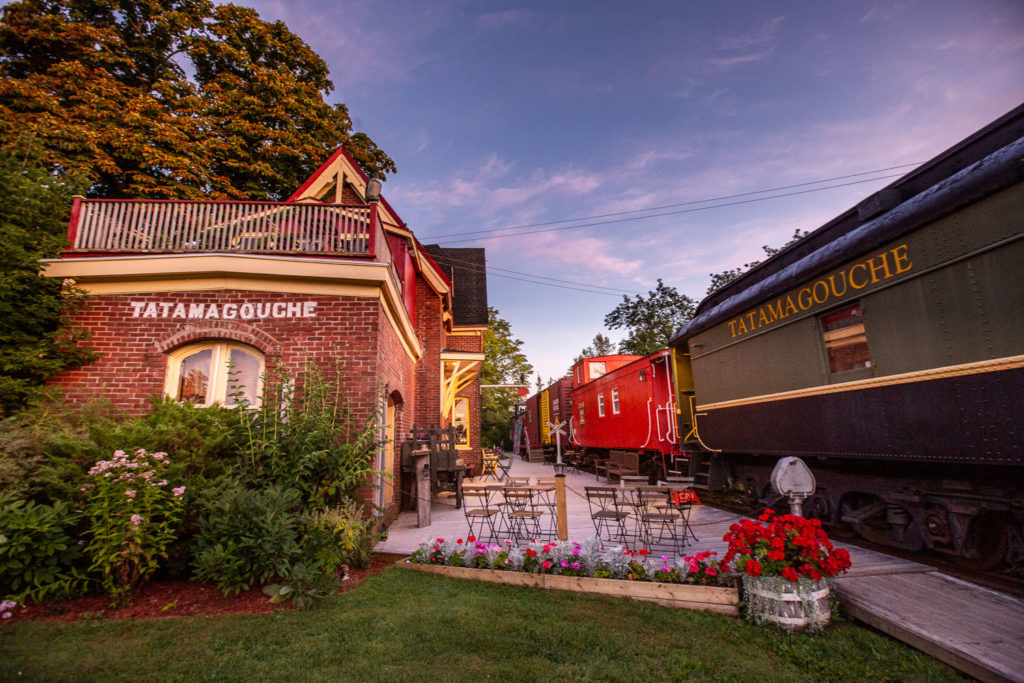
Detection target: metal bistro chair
<box><xmin>613</xmin><ymin>484</ymin><xmax>648</xmax><ymax>550</ymax></box>
<box><xmin>584</xmin><ymin>486</ymin><xmax>629</xmax><ymax>546</ymax></box>
<box><xmin>637</xmin><ymin>486</ymin><xmax>683</xmax><ymax>554</ymax></box>
<box><xmin>666</xmin><ymin>487</ymin><xmax>700</xmax><ymax>548</ymax></box>
<box><xmin>480</xmin><ymin>450</ymin><xmax>500</xmax><ymax>481</ymax></box>
<box><xmin>504</xmin><ymin>486</ymin><xmax>545</xmax><ymax>543</ymax></box>
<box><xmin>462</xmin><ymin>485</ymin><xmax>500</xmax><ymax>544</ymax></box>
<box><xmin>496</xmin><ymin>450</ymin><xmax>514</xmax><ymax>480</ymax></box>
<box><xmin>534</xmin><ymin>477</ymin><xmax>559</xmax><ymax>540</ymax></box>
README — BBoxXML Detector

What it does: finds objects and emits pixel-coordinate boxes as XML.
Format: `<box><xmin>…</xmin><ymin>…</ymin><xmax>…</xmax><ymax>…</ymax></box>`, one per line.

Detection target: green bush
<box><xmin>236</xmin><ymin>365</ymin><xmax>385</xmax><ymax>509</ymax></box>
<box><xmin>82</xmin><ymin>449</ymin><xmax>186</xmax><ymax>606</ymax></box>
<box><xmin>191</xmin><ymin>481</ymin><xmax>305</xmax><ymax>594</ymax></box>
<box><xmin>304</xmin><ymin>499</ymin><xmax>381</xmax><ymax>571</ymax></box>
<box><xmin>0</xmin><ymin>492</ymin><xmax>86</xmax><ymax>602</ymax></box>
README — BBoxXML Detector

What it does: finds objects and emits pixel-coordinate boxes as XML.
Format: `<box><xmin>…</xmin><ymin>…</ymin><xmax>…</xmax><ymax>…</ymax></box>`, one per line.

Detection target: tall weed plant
<box><xmin>236</xmin><ymin>363</ymin><xmax>386</xmax><ymax>509</ymax></box>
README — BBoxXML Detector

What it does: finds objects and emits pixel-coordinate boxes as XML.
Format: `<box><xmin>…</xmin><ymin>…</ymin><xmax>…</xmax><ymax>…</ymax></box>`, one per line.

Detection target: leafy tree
<box><xmin>571</xmin><ymin>333</ymin><xmax>616</xmax><ymax>366</ymax></box>
<box><xmin>479</xmin><ymin>308</ymin><xmax>532</xmax><ymax>448</ymax></box>
<box><xmin>706</xmin><ymin>229</ymin><xmax>810</xmax><ymax>295</ymax></box>
<box><xmin>603</xmin><ymin>279</ymin><xmax>695</xmax><ymax>356</ymax></box>
<box><xmin>0</xmin><ymin>0</ymin><xmax>395</xmax><ymax>200</ymax></box>
<box><xmin>0</xmin><ymin>145</ymin><xmax>95</xmax><ymax>416</ymax></box>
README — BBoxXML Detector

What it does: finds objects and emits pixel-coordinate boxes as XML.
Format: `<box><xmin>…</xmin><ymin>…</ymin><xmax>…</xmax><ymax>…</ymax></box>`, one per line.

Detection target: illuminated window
<box><xmin>453</xmin><ymin>398</ymin><xmax>469</xmax><ymax>447</ymax></box>
<box><xmin>597</xmin><ymin>393</ymin><xmax>605</xmax><ymax>417</ymax></box>
<box><xmin>590</xmin><ymin>361</ymin><xmax>607</xmax><ymax>379</ymax></box>
<box><xmin>578</xmin><ymin>402</ymin><xmax>585</xmax><ymax>426</ymax></box>
<box><xmin>821</xmin><ymin>304</ymin><xmax>871</xmax><ymax>373</ymax></box>
<box><xmin>165</xmin><ymin>342</ymin><xmax>263</xmax><ymax>407</ymax></box>
<box><xmin>611</xmin><ymin>389</ymin><xmax>620</xmax><ymax>414</ymax></box>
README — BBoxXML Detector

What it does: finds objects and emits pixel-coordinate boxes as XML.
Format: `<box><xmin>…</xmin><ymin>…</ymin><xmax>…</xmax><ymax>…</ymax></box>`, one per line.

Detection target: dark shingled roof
<box><xmin>422</xmin><ymin>246</ymin><xmax>488</xmax><ymax>326</ymax></box>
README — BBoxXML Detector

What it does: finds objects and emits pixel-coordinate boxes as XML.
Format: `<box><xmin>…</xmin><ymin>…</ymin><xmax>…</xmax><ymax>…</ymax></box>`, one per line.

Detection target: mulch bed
<box><xmin>3</xmin><ymin>553</ymin><xmax>404</xmax><ymax>624</ymax></box>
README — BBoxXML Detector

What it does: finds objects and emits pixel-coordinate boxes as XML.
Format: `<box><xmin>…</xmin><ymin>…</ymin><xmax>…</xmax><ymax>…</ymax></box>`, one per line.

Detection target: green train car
<box><xmin>670</xmin><ymin>104</ymin><xmax>1024</xmax><ymax>569</ymax></box>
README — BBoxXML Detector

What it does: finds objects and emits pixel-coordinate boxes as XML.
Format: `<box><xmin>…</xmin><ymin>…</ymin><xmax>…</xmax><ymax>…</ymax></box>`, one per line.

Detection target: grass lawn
<box><xmin>0</xmin><ymin>567</ymin><xmax>959</xmax><ymax>682</ymax></box>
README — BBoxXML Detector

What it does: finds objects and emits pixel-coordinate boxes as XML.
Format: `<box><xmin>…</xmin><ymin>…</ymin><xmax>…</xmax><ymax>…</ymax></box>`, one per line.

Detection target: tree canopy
<box><xmin>571</xmin><ymin>333</ymin><xmax>615</xmax><ymax>366</ymax></box>
<box><xmin>0</xmin><ymin>0</ymin><xmax>395</xmax><ymax>200</ymax></box>
<box><xmin>603</xmin><ymin>279</ymin><xmax>695</xmax><ymax>356</ymax></box>
<box><xmin>0</xmin><ymin>145</ymin><xmax>95</xmax><ymax>415</ymax></box>
<box><xmin>706</xmin><ymin>229</ymin><xmax>810</xmax><ymax>295</ymax></box>
<box><xmin>480</xmin><ymin>307</ymin><xmax>533</xmax><ymax>448</ymax></box>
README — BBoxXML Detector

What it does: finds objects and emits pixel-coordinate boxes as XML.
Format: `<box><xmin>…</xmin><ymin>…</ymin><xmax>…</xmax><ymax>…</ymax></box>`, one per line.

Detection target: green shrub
<box><xmin>191</xmin><ymin>481</ymin><xmax>305</xmax><ymax>594</ymax></box>
<box><xmin>304</xmin><ymin>500</ymin><xmax>381</xmax><ymax>571</ymax></box>
<box><xmin>0</xmin><ymin>492</ymin><xmax>86</xmax><ymax>602</ymax></box>
<box><xmin>236</xmin><ymin>365</ymin><xmax>385</xmax><ymax>509</ymax></box>
<box><xmin>82</xmin><ymin>449</ymin><xmax>186</xmax><ymax>606</ymax></box>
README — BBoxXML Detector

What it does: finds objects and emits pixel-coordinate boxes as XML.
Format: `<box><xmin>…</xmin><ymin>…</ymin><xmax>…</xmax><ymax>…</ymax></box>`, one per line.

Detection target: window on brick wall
<box><xmin>164</xmin><ymin>342</ymin><xmax>263</xmax><ymax>407</ymax></box>
<box><xmin>453</xmin><ymin>398</ymin><xmax>469</xmax><ymax>446</ymax></box>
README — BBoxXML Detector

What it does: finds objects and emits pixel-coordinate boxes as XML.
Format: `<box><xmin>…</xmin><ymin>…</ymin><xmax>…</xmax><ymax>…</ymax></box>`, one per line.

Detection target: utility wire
<box><xmin>433</xmin><ymin>172</ymin><xmax>906</xmax><ymax>246</ymax></box>
<box><xmin>429</xmin><ymin>253</ymin><xmax>643</xmax><ymax>295</ymax></box>
<box><xmin>421</xmin><ymin>163</ymin><xmax>920</xmax><ymax>241</ymax></box>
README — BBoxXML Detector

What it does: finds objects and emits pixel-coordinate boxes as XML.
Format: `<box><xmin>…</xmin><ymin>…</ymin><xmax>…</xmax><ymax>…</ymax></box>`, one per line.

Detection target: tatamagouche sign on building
<box><xmin>42</xmin><ymin>147</ymin><xmax>488</xmax><ymax>517</ymax></box>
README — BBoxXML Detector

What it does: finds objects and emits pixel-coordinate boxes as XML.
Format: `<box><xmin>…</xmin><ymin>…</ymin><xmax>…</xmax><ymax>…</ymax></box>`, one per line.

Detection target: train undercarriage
<box><xmin>710</xmin><ymin>452</ymin><xmax>1024</xmax><ymax>571</ymax></box>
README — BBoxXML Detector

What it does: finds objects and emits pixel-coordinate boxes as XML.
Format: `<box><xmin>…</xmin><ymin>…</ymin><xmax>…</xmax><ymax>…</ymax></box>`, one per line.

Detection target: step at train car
<box><xmin>669</xmin><ymin>103</ymin><xmax>1024</xmax><ymax>569</ymax></box>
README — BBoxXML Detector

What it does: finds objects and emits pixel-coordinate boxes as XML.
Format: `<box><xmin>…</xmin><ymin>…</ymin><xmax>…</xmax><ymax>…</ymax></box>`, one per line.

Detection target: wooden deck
<box><xmin>377</xmin><ymin>455</ymin><xmax>1024</xmax><ymax>682</ymax></box>
<box><xmin>836</xmin><ymin>572</ymin><xmax>1024</xmax><ymax>683</ymax></box>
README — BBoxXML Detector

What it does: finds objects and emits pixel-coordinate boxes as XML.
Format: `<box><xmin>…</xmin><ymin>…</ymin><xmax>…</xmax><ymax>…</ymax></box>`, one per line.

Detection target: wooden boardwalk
<box><xmin>378</xmin><ymin>456</ymin><xmax>1024</xmax><ymax>682</ymax></box>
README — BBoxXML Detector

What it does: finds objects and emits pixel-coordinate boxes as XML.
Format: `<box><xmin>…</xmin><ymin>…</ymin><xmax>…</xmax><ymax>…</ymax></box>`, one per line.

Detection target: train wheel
<box><xmin>744</xmin><ymin>478</ymin><xmax>761</xmax><ymax>508</ymax></box>
<box><xmin>804</xmin><ymin>492</ymin><xmax>833</xmax><ymax>524</ymax></box>
<box><xmin>960</xmin><ymin>513</ymin><xmax>1010</xmax><ymax>571</ymax></box>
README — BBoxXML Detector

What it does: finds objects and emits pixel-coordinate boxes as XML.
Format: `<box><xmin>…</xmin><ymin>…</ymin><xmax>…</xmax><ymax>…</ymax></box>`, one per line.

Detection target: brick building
<box><xmin>42</xmin><ymin>148</ymin><xmax>487</xmax><ymax>516</ymax></box>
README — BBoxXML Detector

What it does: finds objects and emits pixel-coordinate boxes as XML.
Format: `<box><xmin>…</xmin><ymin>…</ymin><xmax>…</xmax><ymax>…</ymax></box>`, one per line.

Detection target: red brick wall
<box><xmin>413</xmin><ymin>278</ymin><xmax>443</xmax><ymax>429</ymax></box>
<box><xmin>51</xmin><ymin>291</ymin><xmax>395</xmax><ymax>426</ymax></box>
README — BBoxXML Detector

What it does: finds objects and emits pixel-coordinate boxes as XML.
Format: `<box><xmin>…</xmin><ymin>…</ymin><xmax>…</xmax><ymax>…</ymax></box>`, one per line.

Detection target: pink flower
<box><xmin>124</xmin><ymin>490</ymin><xmax>136</xmax><ymax>499</ymax></box>
<box><xmin>129</xmin><ymin>514</ymin><xmax>144</xmax><ymax>528</ymax></box>
<box><xmin>172</xmin><ymin>486</ymin><xmax>186</xmax><ymax>497</ymax></box>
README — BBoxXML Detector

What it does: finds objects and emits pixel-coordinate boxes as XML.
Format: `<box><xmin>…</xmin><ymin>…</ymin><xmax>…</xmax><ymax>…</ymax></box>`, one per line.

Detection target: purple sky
<box><xmin>245</xmin><ymin>0</ymin><xmax>1023</xmax><ymax>382</ymax></box>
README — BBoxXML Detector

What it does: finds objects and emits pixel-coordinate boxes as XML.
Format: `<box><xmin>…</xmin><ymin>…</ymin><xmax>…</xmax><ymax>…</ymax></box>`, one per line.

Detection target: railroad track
<box><xmin>702</xmin><ymin>492</ymin><xmax>1024</xmax><ymax>598</ymax></box>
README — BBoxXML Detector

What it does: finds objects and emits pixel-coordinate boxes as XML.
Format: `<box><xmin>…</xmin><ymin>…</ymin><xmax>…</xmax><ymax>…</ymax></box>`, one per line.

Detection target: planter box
<box><xmin>396</xmin><ymin>559</ymin><xmax>740</xmax><ymax>615</ymax></box>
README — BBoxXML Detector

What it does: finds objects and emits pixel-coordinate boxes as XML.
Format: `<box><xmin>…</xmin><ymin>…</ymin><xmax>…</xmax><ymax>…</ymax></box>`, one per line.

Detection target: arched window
<box><xmin>164</xmin><ymin>342</ymin><xmax>264</xmax><ymax>407</ymax></box>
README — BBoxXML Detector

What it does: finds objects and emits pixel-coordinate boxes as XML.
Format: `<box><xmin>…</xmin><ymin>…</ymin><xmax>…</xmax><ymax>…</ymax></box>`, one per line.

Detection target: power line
<box><xmin>420</xmin><ymin>163</ymin><xmax>921</xmax><ymax>241</ymax></box>
<box><xmin>429</xmin><ymin>253</ymin><xmax>644</xmax><ymax>295</ymax></box>
<box><xmin>433</xmin><ymin>172</ymin><xmax>907</xmax><ymax>246</ymax></box>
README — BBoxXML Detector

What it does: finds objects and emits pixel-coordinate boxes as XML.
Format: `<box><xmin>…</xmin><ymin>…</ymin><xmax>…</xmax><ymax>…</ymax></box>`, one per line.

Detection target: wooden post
<box><xmin>555</xmin><ymin>474</ymin><xmax>568</xmax><ymax>541</ymax></box>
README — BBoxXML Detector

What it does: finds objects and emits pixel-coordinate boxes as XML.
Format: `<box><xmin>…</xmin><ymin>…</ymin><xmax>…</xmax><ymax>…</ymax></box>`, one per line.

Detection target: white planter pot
<box><xmin>743</xmin><ymin>575</ymin><xmax>831</xmax><ymax>630</ymax></box>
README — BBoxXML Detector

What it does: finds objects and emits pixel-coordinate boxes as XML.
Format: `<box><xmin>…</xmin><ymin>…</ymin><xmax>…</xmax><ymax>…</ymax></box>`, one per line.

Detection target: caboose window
<box><xmin>597</xmin><ymin>393</ymin><xmax>606</xmax><ymax>417</ymax></box>
<box><xmin>820</xmin><ymin>304</ymin><xmax>871</xmax><ymax>373</ymax></box>
<box><xmin>578</xmin><ymin>402</ymin><xmax>585</xmax><ymax>426</ymax></box>
<box><xmin>590</xmin><ymin>361</ymin><xmax>607</xmax><ymax>379</ymax></box>
<box><xmin>611</xmin><ymin>388</ymin><xmax>620</xmax><ymax>414</ymax></box>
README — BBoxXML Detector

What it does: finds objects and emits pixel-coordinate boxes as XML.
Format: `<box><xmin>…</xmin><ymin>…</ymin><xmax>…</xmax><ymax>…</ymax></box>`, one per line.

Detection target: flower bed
<box><xmin>398</xmin><ymin>537</ymin><xmax>739</xmax><ymax>615</ymax></box>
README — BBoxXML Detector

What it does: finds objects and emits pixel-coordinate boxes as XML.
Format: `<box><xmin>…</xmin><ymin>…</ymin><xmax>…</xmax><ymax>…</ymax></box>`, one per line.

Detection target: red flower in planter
<box><xmin>723</xmin><ymin>510</ymin><xmax>851</xmax><ymax>580</ymax></box>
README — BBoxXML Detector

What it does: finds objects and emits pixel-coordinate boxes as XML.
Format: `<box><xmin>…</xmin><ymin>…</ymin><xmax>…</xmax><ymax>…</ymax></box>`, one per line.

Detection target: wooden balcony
<box><xmin>66</xmin><ymin>198</ymin><xmax>388</xmax><ymax>262</ymax></box>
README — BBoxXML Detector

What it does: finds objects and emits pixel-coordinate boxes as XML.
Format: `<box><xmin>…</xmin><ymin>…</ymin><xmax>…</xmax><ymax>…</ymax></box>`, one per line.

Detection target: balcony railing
<box><xmin>66</xmin><ymin>198</ymin><xmax>382</xmax><ymax>259</ymax></box>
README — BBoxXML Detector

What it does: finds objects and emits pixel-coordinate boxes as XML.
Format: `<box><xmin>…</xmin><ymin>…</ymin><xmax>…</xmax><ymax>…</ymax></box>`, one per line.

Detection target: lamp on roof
<box><xmin>365</xmin><ymin>174</ymin><xmax>382</xmax><ymax>202</ymax></box>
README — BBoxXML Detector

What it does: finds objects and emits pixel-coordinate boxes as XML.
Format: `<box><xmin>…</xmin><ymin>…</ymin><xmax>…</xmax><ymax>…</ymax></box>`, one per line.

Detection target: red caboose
<box><xmin>570</xmin><ymin>351</ymin><xmax>686</xmax><ymax>478</ymax></box>
<box><xmin>516</xmin><ymin>376</ymin><xmax>574</xmax><ymax>462</ymax></box>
